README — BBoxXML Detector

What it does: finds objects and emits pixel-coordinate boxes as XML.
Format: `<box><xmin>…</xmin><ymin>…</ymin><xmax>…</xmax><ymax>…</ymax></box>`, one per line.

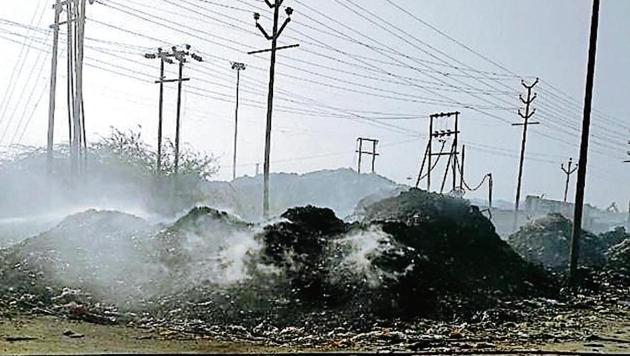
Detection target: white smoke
<box><xmin>329</xmin><ymin>226</ymin><xmax>400</xmax><ymax>288</ymax></box>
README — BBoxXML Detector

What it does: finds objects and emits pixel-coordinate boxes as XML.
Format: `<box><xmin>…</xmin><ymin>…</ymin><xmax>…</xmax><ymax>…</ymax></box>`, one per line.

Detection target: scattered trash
<box><xmin>0</xmin><ymin>189</ymin><xmax>627</xmax><ymax>350</ymax></box>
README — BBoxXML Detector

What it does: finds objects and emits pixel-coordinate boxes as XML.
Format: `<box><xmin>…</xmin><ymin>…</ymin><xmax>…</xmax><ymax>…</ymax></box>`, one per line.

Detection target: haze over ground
<box><xmin>0</xmin><ymin>0</ymin><xmax>628</xmax><ymax>208</ymax></box>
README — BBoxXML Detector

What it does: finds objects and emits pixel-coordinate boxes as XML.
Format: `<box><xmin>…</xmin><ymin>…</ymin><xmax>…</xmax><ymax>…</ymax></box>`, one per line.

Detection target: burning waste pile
<box><xmin>1</xmin><ymin>190</ymin><xmax>554</xmax><ymax>322</ymax></box>
<box><xmin>0</xmin><ymin>189</ymin><xmax>627</xmax><ymax>348</ymax></box>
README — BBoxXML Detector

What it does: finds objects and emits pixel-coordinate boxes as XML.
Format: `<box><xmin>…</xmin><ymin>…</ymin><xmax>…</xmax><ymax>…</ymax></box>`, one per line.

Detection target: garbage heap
<box><xmin>507</xmin><ymin>214</ymin><xmax>629</xmax><ymax>270</ymax></box>
<box><xmin>150</xmin><ymin>189</ymin><xmax>556</xmax><ymax>326</ymax></box>
<box><xmin>0</xmin><ymin>189</ymin><xmax>556</xmax><ymax>328</ymax></box>
<box><xmin>507</xmin><ymin>215</ymin><xmax>630</xmax><ymax>291</ymax></box>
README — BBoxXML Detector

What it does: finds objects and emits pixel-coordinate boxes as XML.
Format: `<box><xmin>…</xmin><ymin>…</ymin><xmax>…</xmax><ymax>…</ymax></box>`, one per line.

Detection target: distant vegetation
<box><xmin>0</xmin><ymin>126</ymin><xmax>220</xmax><ymax>217</ymax></box>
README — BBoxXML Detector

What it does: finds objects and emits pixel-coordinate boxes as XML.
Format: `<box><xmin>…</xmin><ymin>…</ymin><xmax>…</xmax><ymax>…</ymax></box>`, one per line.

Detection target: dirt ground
<box><xmin>1</xmin><ymin>314</ymin><xmax>628</xmax><ymax>354</ymax></box>
<box><xmin>0</xmin><ymin>316</ymin><xmax>279</xmax><ymax>354</ymax></box>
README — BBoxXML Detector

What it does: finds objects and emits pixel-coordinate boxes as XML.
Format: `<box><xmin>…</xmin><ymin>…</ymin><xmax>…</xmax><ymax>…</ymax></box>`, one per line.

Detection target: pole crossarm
<box><xmin>154</xmin><ymin>78</ymin><xmax>191</xmax><ymax>84</ymax></box>
<box><xmin>248</xmin><ymin>44</ymin><xmax>300</xmax><ymax>55</ymax></box>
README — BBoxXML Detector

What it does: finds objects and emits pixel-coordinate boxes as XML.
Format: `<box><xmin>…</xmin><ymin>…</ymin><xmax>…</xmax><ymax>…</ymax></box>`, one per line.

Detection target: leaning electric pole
<box><xmin>231</xmin><ymin>62</ymin><xmax>246</xmax><ymax>181</ymax></box>
<box><xmin>561</xmin><ymin>158</ymin><xmax>578</xmax><ymax>203</ymax></box>
<box><xmin>512</xmin><ymin>78</ymin><xmax>540</xmax><ymax>231</ymax></box>
<box><xmin>249</xmin><ymin>0</ymin><xmax>299</xmax><ymax>219</ymax></box>
<box><xmin>569</xmin><ymin>0</ymin><xmax>601</xmax><ymax>288</ymax></box>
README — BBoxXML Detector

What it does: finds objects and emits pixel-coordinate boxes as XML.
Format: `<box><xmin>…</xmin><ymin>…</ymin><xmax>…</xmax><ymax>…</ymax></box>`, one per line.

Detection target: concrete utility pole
<box><xmin>145</xmin><ymin>48</ymin><xmax>175</xmax><ymax>174</ymax></box>
<box><xmin>569</xmin><ymin>0</ymin><xmax>601</xmax><ymax>288</ymax></box>
<box><xmin>356</xmin><ymin>137</ymin><xmax>379</xmax><ymax>174</ymax></box>
<box><xmin>561</xmin><ymin>158</ymin><xmax>578</xmax><ymax>203</ymax></box>
<box><xmin>145</xmin><ymin>45</ymin><xmax>202</xmax><ymax>175</ymax></box>
<box><xmin>459</xmin><ymin>145</ymin><xmax>466</xmax><ymax>190</ymax></box>
<box><xmin>250</xmin><ymin>0</ymin><xmax>298</xmax><ymax>219</ymax></box>
<box><xmin>47</xmin><ymin>0</ymin><xmax>94</xmax><ymax>175</ymax></box>
<box><xmin>46</xmin><ymin>0</ymin><xmax>62</xmax><ymax>173</ymax></box>
<box><xmin>71</xmin><ymin>0</ymin><xmax>88</xmax><ymax>175</ymax></box>
<box><xmin>65</xmin><ymin>0</ymin><xmax>74</xmax><ymax>146</ymax></box>
<box><xmin>231</xmin><ymin>62</ymin><xmax>246</xmax><ymax>181</ymax></box>
<box><xmin>512</xmin><ymin>78</ymin><xmax>540</xmax><ymax>231</ymax></box>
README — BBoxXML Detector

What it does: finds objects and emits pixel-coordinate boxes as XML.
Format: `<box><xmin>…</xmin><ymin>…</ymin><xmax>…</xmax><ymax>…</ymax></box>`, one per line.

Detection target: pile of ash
<box><xmin>0</xmin><ymin>190</ymin><xmax>558</xmax><ymax>330</ymax></box>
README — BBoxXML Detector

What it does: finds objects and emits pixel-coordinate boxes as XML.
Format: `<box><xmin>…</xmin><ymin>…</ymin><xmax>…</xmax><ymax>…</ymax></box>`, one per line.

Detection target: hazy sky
<box><xmin>0</xmin><ymin>0</ymin><xmax>628</xmax><ymax>208</ymax></box>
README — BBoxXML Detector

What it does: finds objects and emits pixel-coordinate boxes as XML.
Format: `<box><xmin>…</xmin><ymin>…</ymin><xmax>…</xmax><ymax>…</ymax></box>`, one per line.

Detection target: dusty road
<box><xmin>1</xmin><ymin>315</ymin><xmax>628</xmax><ymax>354</ymax></box>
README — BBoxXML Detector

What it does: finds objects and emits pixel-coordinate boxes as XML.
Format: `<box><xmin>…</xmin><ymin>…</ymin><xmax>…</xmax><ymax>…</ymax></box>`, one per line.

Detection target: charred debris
<box><xmin>0</xmin><ymin>189</ymin><xmax>628</xmax><ymax>347</ymax></box>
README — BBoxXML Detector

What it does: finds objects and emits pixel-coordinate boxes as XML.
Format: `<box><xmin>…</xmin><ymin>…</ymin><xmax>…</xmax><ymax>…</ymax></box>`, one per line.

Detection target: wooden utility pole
<box><xmin>569</xmin><ymin>0</ymin><xmax>601</xmax><ymax>288</ymax></box>
<box><xmin>512</xmin><ymin>78</ymin><xmax>540</xmax><ymax>231</ymax></box>
<box><xmin>46</xmin><ymin>0</ymin><xmax>62</xmax><ymax>173</ymax></box>
<box><xmin>561</xmin><ymin>158</ymin><xmax>578</xmax><ymax>203</ymax></box>
<box><xmin>231</xmin><ymin>62</ymin><xmax>246</xmax><ymax>181</ymax></box>
<box><xmin>356</xmin><ymin>137</ymin><xmax>379</xmax><ymax>174</ymax></box>
<box><xmin>249</xmin><ymin>0</ymin><xmax>298</xmax><ymax>219</ymax></box>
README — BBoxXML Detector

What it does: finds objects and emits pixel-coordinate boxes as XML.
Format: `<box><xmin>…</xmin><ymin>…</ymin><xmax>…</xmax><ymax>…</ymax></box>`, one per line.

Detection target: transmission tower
<box><xmin>512</xmin><ymin>78</ymin><xmax>540</xmax><ymax>231</ymax></box>
<box><xmin>415</xmin><ymin>111</ymin><xmax>460</xmax><ymax>193</ymax></box>
<box><xmin>249</xmin><ymin>0</ymin><xmax>299</xmax><ymax>219</ymax></box>
<box><xmin>145</xmin><ymin>45</ymin><xmax>203</xmax><ymax>175</ymax></box>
